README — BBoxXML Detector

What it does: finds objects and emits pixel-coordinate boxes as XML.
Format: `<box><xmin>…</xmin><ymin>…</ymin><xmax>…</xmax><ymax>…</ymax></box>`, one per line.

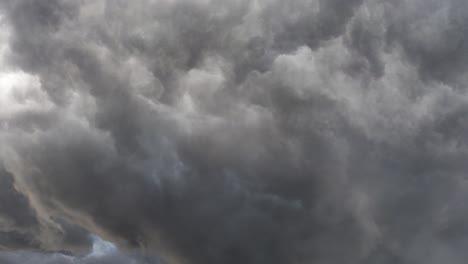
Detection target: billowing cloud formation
<box><xmin>0</xmin><ymin>0</ymin><xmax>468</xmax><ymax>263</ymax></box>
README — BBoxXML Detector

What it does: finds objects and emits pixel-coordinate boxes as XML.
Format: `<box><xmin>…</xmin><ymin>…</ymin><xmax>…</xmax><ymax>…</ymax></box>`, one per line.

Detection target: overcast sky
<box><xmin>0</xmin><ymin>0</ymin><xmax>468</xmax><ymax>263</ymax></box>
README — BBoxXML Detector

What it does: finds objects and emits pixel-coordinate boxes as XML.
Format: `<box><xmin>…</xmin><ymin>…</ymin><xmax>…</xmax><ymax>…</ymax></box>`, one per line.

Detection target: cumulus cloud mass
<box><xmin>0</xmin><ymin>0</ymin><xmax>468</xmax><ymax>263</ymax></box>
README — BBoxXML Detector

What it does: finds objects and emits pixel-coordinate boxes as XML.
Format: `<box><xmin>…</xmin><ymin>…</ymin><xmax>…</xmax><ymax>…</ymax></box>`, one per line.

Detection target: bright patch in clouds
<box><xmin>0</xmin><ymin>15</ymin><xmax>49</xmax><ymax>118</ymax></box>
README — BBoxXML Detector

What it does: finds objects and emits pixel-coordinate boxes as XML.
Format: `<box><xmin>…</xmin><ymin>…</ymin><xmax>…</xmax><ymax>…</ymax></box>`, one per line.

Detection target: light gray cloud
<box><xmin>0</xmin><ymin>0</ymin><xmax>467</xmax><ymax>263</ymax></box>
<box><xmin>0</xmin><ymin>236</ymin><xmax>161</xmax><ymax>264</ymax></box>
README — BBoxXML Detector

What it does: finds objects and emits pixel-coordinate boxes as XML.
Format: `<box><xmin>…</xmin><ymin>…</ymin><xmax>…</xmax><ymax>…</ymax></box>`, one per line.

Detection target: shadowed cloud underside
<box><xmin>0</xmin><ymin>0</ymin><xmax>468</xmax><ymax>263</ymax></box>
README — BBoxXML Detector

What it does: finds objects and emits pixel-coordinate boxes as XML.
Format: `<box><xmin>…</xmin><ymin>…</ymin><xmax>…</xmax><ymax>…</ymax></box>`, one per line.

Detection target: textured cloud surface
<box><xmin>0</xmin><ymin>236</ymin><xmax>161</xmax><ymax>264</ymax></box>
<box><xmin>0</xmin><ymin>0</ymin><xmax>468</xmax><ymax>263</ymax></box>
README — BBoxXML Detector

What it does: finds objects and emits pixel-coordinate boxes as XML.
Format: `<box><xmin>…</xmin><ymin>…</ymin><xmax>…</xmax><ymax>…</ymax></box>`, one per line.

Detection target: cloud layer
<box><xmin>0</xmin><ymin>0</ymin><xmax>468</xmax><ymax>263</ymax></box>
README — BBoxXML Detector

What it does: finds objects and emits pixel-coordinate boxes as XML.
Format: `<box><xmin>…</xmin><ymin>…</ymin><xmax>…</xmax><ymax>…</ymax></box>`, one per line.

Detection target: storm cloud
<box><xmin>0</xmin><ymin>0</ymin><xmax>468</xmax><ymax>263</ymax></box>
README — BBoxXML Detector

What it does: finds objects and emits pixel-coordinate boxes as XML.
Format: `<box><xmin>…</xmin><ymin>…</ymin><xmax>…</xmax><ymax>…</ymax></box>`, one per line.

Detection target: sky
<box><xmin>0</xmin><ymin>0</ymin><xmax>468</xmax><ymax>263</ymax></box>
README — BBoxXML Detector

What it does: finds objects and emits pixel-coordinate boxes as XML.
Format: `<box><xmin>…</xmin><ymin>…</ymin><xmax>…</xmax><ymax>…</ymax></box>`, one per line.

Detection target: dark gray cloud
<box><xmin>0</xmin><ymin>0</ymin><xmax>468</xmax><ymax>263</ymax></box>
<box><xmin>0</xmin><ymin>165</ymin><xmax>93</xmax><ymax>255</ymax></box>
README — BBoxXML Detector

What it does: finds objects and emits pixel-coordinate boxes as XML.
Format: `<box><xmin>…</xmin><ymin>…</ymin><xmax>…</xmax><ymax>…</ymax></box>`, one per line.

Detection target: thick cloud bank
<box><xmin>0</xmin><ymin>0</ymin><xmax>468</xmax><ymax>263</ymax></box>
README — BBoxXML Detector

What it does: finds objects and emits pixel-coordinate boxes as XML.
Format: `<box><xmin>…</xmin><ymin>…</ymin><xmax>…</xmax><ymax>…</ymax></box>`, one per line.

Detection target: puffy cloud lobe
<box><xmin>0</xmin><ymin>0</ymin><xmax>468</xmax><ymax>263</ymax></box>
